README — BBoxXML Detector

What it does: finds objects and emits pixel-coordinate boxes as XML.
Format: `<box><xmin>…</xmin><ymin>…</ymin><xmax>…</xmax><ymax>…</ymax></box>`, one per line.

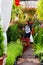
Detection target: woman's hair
<box><xmin>27</xmin><ymin>20</ymin><xmax>30</xmax><ymax>25</ymax></box>
<box><xmin>29</xmin><ymin>19</ymin><xmax>32</xmax><ymax>21</ymax></box>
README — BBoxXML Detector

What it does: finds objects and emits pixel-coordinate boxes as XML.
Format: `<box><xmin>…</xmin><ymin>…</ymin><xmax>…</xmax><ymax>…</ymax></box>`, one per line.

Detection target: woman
<box><xmin>23</xmin><ymin>21</ymin><xmax>32</xmax><ymax>38</ymax></box>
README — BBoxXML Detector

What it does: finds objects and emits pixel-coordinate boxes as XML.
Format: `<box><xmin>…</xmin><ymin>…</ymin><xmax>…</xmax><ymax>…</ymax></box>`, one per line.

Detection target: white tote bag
<box><xmin>30</xmin><ymin>34</ymin><xmax>34</xmax><ymax>42</ymax></box>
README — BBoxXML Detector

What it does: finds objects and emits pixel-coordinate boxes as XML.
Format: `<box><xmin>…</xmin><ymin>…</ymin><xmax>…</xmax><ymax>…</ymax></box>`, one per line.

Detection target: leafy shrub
<box><xmin>34</xmin><ymin>27</ymin><xmax>43</xmax><ymax>44</ymax></box>
<box><xmin>36</xmin><ymin>0</ymin><xmax>43</xmax><ymax>20</ymax></box>
<box><xmin>0</xmin><ymin>26</ymin><xmax>4</xmax><ymax>57</ymax></box>
<box><xmin>7</xmin><ymin>24</ymin><xmax>19</xmax><ymax>42</ymax></box>
<box><xmin>34</xmin><ymin>43</ymin><xmax>43</xmax><ymax>62</ymax></box>
<box><xmin>33</xmin><ymin>18</ymin><xmax>41</xmax><ymax>36</ymax></box>
<box><xmin>11</xmin><ymin>5</ymin><xmax>22</xmax><ymax>20</ymax></box>
<box><xmin>7</xmin><ymin>23</ymin><xmax>25</xmax><ymax>43</ymax></box>
<box><xmin>19</xmin><ymin>29</ymin><xmax>25</xmax><ymax>38</ymax></box>
<box><xmin>34</xmin><ymin>44</ymin><xmax>43</xmax><ymax>56</ymax></box>
<box><xmin>6</xmin><ymin>39</ymin><xmax>23</xmax><ymax>65</ymax></box>
<box><xmin>18</xmin><ymin>22</ymin><xmax>25</xmax><ymax>38</ymax></box>
<box><xmin>33</xmin><ymin>27</ymin><xmax>43</xmax><ymax>62</ymax></box>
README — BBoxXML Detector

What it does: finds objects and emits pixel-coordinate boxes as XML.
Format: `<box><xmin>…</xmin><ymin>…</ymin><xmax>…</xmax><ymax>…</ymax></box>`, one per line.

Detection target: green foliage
<box><xmin>18</xmin><ymin>23</ymin><xmax>25</xmax><ymax>37</ymax></box>
<box><xmin>34</xmin><ymin>44</ymin><xmax>43</xmax><ymax>56</ymax></box>
<box><xmin>37</xmin><ymin>28</ymin><xmax>43</xmax><ymax>44</ymax></box>
<box><xmin>34</xmin><ymin>27</ymin><xmax>43</xmax><ymax>44</ymax></box>
<box><xmin>37</xmin><ymin>0</ymin><xmax>43</xmax><ymax>20</ymax></box>
<box><xmin>22</xmin><ymin>8</ymin><xmax>36</xmax><ymax>16</ymax></box>
<box><xmin>7</xmin><ymin>23</ymin><xmax>19</xmax><ymax>42</ymax></box>
<box><xmin>11</xmin><ymin>5</ymin><xmax>36</xmax><ymax>23</ymax></box>
<box><xmin>40</xmin><ymin>56</ymin><xmax>43</xmax><ymax>62</ymax></box>
<box><xmin>7</xmin><ymin>23</ymin><xmax>25</xmax><ymax>42</ymax></box>
<box><xmin>33</xmin><ymin>17</ymin><xmax>40</xmax><ymax>35</ymax></box>
<box><xmin>33</xmin><ymin>18</ymin><xmax>43</xmax><ymax>44</ymax></box>
<box><xmin>33</xmin><ymin>27</ymin><xmax>43</xmax><ymax>62</ymax></box>
<box><xmin>19</xmin><ymin>29</ymin><xmax>24</xmax><ymax>38</ymax></box>
<box><xmin>11</xmin><ymin>5</ymin><xmax>22</xmax><ymax>20</ymax></box>
<box><xmin>0</xmin><ymin>26</ymin><xmax>4</xmax><ymax>57</ymax></box>
<box><xmin>34</xmin><ymin>43</ymin><xmax>43</xmax><ymax>62</ymax></box>
<box><xmin>6</xmin><ymin>39</ymin><xmax>23</xmax><ymax>65</ymax></box>
<box><xmin>11</xmin><ymin>5</ymin><xmax>27</xmax><ymax>23</ymax></box>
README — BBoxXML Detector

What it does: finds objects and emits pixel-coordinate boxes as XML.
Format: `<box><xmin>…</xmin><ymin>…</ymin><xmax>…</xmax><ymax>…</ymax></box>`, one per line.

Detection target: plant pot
<box><xmin>0</xmin><ymin>54</ymin><xmax>7</xmax><ymax>65</ymax></box>
<box><xmin>40</xmin><ymin>60</ymin><xmax>43</xmax><ymax>65</ymax></box>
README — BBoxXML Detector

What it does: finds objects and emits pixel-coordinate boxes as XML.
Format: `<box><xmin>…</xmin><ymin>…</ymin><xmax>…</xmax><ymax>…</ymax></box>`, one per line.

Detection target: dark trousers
<box><xmin>24</xmin><ymin>32</ymin><xmax>30</xmax><ymax>38</ymax></box>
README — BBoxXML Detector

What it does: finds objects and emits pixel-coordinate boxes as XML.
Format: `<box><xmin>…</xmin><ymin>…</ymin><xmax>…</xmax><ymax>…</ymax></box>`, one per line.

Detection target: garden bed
<box><xmin>6</xmin><ymin>39</ymin><xmax>23</xmax><ymax>65</ymax></box>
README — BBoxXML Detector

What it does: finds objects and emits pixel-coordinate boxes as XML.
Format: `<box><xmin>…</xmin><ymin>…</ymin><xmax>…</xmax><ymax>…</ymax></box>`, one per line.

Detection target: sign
<box><xmin>20</xmin><ymin>1</ymin><xmax>38</xmax><ymax>8</ymax></box>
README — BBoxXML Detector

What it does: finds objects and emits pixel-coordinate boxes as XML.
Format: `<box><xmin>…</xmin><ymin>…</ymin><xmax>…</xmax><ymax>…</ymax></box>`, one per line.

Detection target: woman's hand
<box><xmin>22</xmin><ymin>27</ymin><xmax>24</xmax><ymax>30</ymax></box>
<box><xmin>30</xmin><ymin>31</ymin><xmax>32</xmax><ymax>34</ymax></box>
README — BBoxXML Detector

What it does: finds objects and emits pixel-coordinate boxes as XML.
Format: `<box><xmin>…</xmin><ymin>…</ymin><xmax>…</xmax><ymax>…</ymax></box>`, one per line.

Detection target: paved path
<box><xmin>17</xmin><ymin>46</ymin><xmax>40</xmax><ymax>65</ymax></box>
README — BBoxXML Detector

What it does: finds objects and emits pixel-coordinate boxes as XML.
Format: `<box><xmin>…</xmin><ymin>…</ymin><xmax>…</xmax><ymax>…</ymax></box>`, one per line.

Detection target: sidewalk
<box><xmin>17</xmin><ymin>46</ymin><xmax>40</xmax><ymax>65</ymax></box>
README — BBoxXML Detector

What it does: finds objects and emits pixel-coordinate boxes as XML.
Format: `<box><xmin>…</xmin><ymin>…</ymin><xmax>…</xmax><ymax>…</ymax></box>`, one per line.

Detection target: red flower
<box><xmin>15</xmin><ymin>0</ymin><xmax>20</xmax><ymax>6</ymax></box>
<box><xmin>41</xmin><ymin>24</ymin><xmax>43</xmax><ymax>28</ymax></box>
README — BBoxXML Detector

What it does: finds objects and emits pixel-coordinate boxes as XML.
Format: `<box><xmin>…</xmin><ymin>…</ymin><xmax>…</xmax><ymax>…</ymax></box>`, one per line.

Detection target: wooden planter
<box><xmin>0</xmin><ymin>54</ymin><xmax>7</xmax><ymax>65</ymax></box>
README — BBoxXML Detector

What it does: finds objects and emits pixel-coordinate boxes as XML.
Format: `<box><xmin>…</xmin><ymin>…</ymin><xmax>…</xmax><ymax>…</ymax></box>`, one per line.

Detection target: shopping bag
<box><xmin>30</xmin><ymin>34</ymin><xmax>34</xmax><ymax>42</ymax></box>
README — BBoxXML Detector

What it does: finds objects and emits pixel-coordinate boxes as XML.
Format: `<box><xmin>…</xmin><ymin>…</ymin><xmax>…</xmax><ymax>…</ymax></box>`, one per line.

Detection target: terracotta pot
<box><xmin>0</xmin><ymin>54</ymin><xmax>7</xmax><ymax>65</ymax></box>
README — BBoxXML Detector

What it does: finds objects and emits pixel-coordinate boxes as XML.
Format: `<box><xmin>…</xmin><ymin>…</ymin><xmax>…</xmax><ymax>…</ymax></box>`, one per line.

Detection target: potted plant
<box><xmin>0</xmin><ymin>26</ymin><xmax>6</xmax><ymax>65</ymax></box>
